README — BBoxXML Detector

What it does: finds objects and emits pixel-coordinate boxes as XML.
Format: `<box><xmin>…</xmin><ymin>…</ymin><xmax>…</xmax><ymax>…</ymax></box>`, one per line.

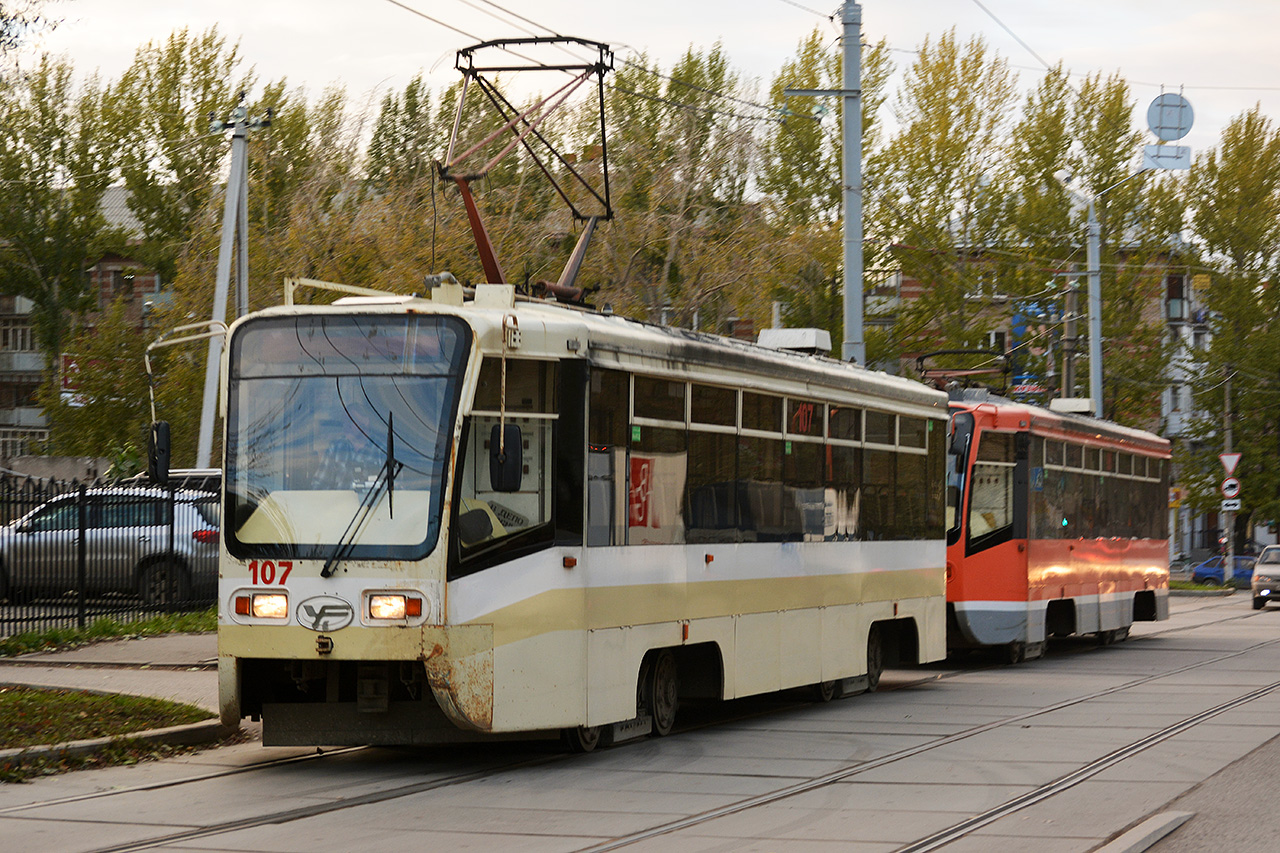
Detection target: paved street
<box><xmin>0</xmin><ymin>594</ymin><xmax>1277</xmax><ymax>852</ymax></box>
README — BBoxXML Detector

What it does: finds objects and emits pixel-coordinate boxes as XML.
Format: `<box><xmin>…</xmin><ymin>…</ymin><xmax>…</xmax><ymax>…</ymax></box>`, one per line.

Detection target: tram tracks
<box><xmin>5</xmin><ymin>600</ymin><xmax>1270</xmax><ymax>853</ymax></box>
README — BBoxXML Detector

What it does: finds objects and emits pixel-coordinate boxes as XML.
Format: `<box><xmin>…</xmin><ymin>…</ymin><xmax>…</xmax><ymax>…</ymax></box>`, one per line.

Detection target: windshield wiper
<box><xmin>321</xmin><ymin>414</ymin><xmax>403</xmax><ymax>578</ymax></box>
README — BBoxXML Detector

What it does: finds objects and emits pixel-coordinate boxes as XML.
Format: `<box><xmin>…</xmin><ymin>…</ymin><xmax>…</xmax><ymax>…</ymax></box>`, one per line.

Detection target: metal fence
<box><xmin>0</xmin><ymin>473</ymin><xmax>220</xmax><ymax>639</ymax></box>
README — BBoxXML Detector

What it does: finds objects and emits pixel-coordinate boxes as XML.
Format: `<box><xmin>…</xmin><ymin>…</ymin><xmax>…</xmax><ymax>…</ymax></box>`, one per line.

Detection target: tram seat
<box><xmin>458</xmin><ymin>498</ymin><xmax>507</xmax><ymax>547</ymax></box>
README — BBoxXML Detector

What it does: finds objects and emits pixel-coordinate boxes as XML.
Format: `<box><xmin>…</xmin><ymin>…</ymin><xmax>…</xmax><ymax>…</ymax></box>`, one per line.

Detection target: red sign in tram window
<box><xmin>629</xmin><ymin>457</ymin><xmax>653</xmax><ymax>527</ymax></box>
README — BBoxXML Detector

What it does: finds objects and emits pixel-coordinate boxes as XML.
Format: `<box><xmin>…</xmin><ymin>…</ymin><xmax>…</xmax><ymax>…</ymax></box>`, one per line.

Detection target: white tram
<box><xmin>217</xmin><ymin>281</ymin><xmax>950</xmax><ymax>748</ymax></box>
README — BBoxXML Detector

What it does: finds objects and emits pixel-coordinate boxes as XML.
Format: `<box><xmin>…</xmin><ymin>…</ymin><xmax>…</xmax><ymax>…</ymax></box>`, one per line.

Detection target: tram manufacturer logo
<box><xmin>297</xmin><ymin>595</ymin><xmax>355</xmax><ymax>632</ymax></box>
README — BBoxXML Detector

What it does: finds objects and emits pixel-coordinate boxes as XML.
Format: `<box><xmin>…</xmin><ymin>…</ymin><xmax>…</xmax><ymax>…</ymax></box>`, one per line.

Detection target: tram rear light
<box><xmin>370</xmin><ymin>594</ymin><xmax>423</xmax><ymax>620</ymax></box>
<box><xmin>192</xmin><ymin>529</ymin><xmax>219</xmax><ymax>544</ymax></box>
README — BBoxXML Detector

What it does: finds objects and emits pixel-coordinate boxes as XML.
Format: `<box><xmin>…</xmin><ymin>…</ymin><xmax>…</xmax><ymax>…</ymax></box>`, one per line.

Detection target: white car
<box><xmin>1251</xmin><ymin>546</ymin><xmax>1280</xmax><ymax>610</ymax></box>
<box><xmin>0</xmin><ymin>488</ymin><xmax>220</xmax><ymax>606</ymax></box>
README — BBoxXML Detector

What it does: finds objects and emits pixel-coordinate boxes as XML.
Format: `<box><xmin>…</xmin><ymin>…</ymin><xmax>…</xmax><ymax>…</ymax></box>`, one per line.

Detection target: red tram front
<box><xmin>946</xmin><ymin>393</ymin><xmax>1170</xmax><ymax>661</ymax></box>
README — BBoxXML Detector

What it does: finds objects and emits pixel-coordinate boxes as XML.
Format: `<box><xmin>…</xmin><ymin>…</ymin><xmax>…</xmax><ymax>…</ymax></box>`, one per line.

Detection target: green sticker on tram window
<box><xmin>785</xmin><ymin>440</ymin><xmax>792</xmax><ymax>455</ymax></box>
<box><xmin>928</xmin><ymin>421</ymin><xmax>934</xmax><ymax>432</ymax></box>
<box><xmin>631</xmin><ymin>425</ymin><xmax>641</xmax><ymax>443</ymax></box>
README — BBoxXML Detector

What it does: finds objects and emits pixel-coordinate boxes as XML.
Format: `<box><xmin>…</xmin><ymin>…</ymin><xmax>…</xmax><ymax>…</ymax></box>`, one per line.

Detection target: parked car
<box><xmin>1190</xmin><ymin>554</ymin><xmax>1257</xmax><ymax>587</ymax></box>
<box><xmin>0</xmin><ymin>487</ymin><xmax>219</xmax><ymax>606</ymax></box>
<box><xmin>1251</xmin><ymin>546</ymin><xmax>1280</xmax><ymax>609</ymax></box>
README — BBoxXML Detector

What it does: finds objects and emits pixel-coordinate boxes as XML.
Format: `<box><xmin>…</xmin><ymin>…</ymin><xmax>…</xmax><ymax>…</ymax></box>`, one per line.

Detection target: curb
<box><xmin>1168</xmin><ymin>588</ymin><xmax>1237</xmax><ymax>597</ymax></box>
<box><xmin>1094</xmin><ymin>811</ymin><xmax>1194</xmax><ymax>853</ymax></box>
<box><xmin>0</xmin><ymin>718</ymin><xmax>232</xmax><ymax>769</ymax></box>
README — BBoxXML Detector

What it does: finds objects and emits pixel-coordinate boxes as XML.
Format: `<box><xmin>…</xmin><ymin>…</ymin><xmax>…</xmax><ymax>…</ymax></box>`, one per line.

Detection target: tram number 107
<box><xmin>247</xmin><ymin>560</ymin><xmax>293</xmax><ymax>586</ymax></box>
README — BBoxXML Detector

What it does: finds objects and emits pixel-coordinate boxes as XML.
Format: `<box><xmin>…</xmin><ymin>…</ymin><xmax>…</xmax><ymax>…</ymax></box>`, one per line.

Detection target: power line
<box><xmin>774</xmin><ymin>0</ymin><xmax>837</xmax><ymax>19</ymax></box>
<box><xmin>382</xmin><ymin>0</ymin><xmax>484</xmax><ymax>43</ymax></box>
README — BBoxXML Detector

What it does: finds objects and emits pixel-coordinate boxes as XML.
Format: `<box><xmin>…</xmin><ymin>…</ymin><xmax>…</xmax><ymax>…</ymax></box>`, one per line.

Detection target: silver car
<box><xmin>1251</xmin><ymin>546</ymin><xmax>1280</xmax><ymax>609</ymax></box>
<box><xmin>0</xmin><ymin>488</ymin><xmax>219</xmax><ymax>606</ymax></box>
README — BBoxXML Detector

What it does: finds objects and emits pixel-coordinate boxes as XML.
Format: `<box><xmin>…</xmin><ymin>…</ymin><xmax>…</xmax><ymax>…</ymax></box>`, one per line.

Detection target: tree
<box><xmin>0</xmin><ymin>56</ymin><xmax>119</xmax><ymax>368</ymax></box>
<box><xmin>112</xmin><ymin>27</ymin><xmax>252</xmax><ymax>284</ymax></box>
<box><xmin>38</xmin><ymin>299</ymin><xmax>150</xmax><ymax>459</ymax></box>
<box><xmin>0</xmin><ymin>0</ymin><xmax>58</xmax><ymax>61</ymax></box>
<box><xmin>1181</xmin><ymin>108</ymin><xmax>1280</xmax><ymax>536</ymax></box>
<box><xmin>874</xmin><ymin>30</ymin><xmax>1016</xmax><ymax>365</ymax></box>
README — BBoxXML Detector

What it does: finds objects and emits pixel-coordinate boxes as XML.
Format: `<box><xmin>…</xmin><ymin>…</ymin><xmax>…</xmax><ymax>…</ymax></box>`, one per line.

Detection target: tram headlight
<box><xmin>369</xmin><ymin>594</ymin><xmax>423</xmax><ymax>621</ymax></box>
<box><xmin>234</xmin><ymin>593</ymin><xmax>288</xmax><ymax>619</ymax></box>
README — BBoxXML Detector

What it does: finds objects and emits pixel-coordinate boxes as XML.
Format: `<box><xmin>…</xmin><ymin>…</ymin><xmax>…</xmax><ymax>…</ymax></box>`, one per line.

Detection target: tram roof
<box><xmin>238</xmin><ymin>287</ymin><xmax>947</xmax><ymax>416</ymax></box>
<box><xmin>949</xmin><ymin>389</ymin><xmax>1169</xmax><ymax>456</ymax></box>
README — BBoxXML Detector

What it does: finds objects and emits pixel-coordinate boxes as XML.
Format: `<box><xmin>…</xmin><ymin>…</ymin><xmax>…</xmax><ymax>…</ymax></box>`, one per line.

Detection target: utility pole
<box><xmin>195</xmin><ymin>93</ymin><xmax>270</xmax><ymax>470</ymax></box>
<box><xmin>1224</xmin><ymin>366</ymin><xmax>1234</xmax><ymax>582</ymax></box>
<box><xmin>1086</xmin><ymin>201</ymin><xmax>1103</xmax><ymax>418</ymax></box>
<box><xmin>782</xmin><ymin>1</ymin><xmax>863</xmax><ymax>364</ymax></box>
<box><xmin>840</xmin><ymin>1</ymin><xmax>864</xmax><ymax>365</ymax></box>
<box><xmin>1062</xmin><ymin>268</ymin><xmax>1079</xmax><ymax>398</ymax></box>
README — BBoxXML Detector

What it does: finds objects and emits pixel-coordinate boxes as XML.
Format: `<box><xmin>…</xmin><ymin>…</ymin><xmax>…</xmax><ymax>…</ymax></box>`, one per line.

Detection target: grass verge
<box><xmin>0</xmin><ymin>607</ymin><xmax>216</xmax><ymax>658</ymax></box>
<box><xmin>0</xmin><ymin>686</ymin><xmax>210</xmax><ymax>748</ymax></box>
<box><xmin>1170</xmin><ymin>579</ymin><xmax>1238</xmax><ymax>591</ymax></box>
<box><xmin>0</xmin><ymin>685</ymin><xmax>229</xmax><ymax>784</ymax></box>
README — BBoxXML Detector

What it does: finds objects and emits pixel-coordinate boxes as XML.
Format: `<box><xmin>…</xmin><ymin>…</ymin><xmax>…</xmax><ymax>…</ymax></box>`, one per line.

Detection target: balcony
<box><xmin>0</xmin><ymin>351</ymin><xmax>43</xmax><ymax>374</ymax></box>
<box><xmin>0</xmin><ymin>407</ymin><xmax>47</xmax><ymax>429</ymax></box>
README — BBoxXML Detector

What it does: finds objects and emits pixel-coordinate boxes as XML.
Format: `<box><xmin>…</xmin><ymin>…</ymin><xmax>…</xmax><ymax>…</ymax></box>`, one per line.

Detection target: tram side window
<box><xmin>968</xmin><ymin>432</ymin><xmax>1015</xmax><ymax>545</ymax></box>
<box><xmin>925</xmin><ymin>420</ymin><xmax>946</xmax><ymax>538</ymax></box>
<box><xmin>628</xmin><ymin>426</ymin><xmax>687</xmax><ymax>545</ymax></box>
<box><xmin>862</xmin><ymin>448</ymin><xmax>895</xmax><ymax>540</ymax></box>
<box><xmin>826</xmin><ymin>444</ymin><xmax>861</xmax><ymax>540</ymax></box>
<box><xmin>455</xmin><ymin>360</ymin><xmax>557</xmax><ymax>561</ymax></box>
<box><xmin>587</xmin><ymin>368</ymin><xmax>629</xmax><ymax>546</ymax></box>
<box><xmin>738</xmin><ymin>436</ymin><xmax>786</xmax><ymax>541</ymax></box>
<box><xmin>687</xmin><ymin>430</ymin><xmax>738</xmax><ymax>543</ymax></box>
<box><xmin>784</xmin><ymin>438</ymin><xmax>825</xmax><ymax>541</ymax></box>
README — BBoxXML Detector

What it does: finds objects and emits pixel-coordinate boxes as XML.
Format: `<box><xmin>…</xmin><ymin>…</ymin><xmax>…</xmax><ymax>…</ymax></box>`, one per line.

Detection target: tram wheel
<box><xmin>1005</xmin><ymin>640</ymin><xmax>1026</xmax><ymax>664</ymax></box>
<box><xmin>866</xmin><ymin>625</ymin><xmax>884</xmax><ymax>692</ymax></box>
<box><xmin>811</xmin><ymin>680</ymin><xmax>838</xmax><ymax>702</ymax></box>
<box><xmin>646</xmin><ymin>650</ymin><xmax>679</xmax><ymax>736</ymax></box>
<box><xmin>562</xmin><ymin>725</ymin><xmax>603</xmax><ymax>753</ymax></box>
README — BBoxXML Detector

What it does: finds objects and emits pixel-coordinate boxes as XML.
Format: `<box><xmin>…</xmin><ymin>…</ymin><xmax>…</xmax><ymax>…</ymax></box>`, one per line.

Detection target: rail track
<box><xmin>0</xmin><ymin>596</ymin><xmax>1268</xmax><ymax>853</ymax></box>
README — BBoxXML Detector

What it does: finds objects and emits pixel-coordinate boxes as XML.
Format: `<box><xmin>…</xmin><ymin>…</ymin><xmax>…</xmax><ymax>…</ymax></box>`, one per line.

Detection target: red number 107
<box><xmin>248</xmin><ymin>560</ymin><xmax>292</xmax><ymax>585</ymax></box>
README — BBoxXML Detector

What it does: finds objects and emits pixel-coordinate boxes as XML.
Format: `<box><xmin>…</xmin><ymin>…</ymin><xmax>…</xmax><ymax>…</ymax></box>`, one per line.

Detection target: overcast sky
<box><xmin>32</xmin><ymin>0</ymin><xmax>1280</xmax><ymax>155</ymax></box>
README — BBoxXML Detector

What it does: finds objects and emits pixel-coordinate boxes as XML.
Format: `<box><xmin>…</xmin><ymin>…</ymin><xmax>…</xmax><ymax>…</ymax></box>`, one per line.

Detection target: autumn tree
<box><xmin>873</xmin><ymin>30</ymin><xmax>1016</xmax><ymax>368</ymax></box>
<box><xmin>1181</xmin><ymin>108</ymin><xmax>1280</xmax><ymax>534</ymax></box>
<box><xmin>0</xmin><ymin>56</ymin><xmax>119</xmax><ymax>368</ymax></box>
<box><xmin>112</xmin><ymin>27</ymin><xmax>253</xmax><ymax>284</ymax></box>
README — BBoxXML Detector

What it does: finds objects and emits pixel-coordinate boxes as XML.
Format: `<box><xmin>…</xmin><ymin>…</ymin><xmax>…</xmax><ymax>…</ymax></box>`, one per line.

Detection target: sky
<box><xmin>29</xmin><ymin>0</ymin><xmax>1280</xmax><ymax>156</ymax></box>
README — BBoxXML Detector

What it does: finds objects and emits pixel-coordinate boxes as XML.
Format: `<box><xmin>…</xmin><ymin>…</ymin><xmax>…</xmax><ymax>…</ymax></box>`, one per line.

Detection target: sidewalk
<box><xmin>0</xmin><ymin>632</ymin><xmax>219</xmax><ymax>712</ymax></box>
<box><xmin>0</xmin><ymin>633</ymin><xmax>227</xmax><ymax>768</ymax></box>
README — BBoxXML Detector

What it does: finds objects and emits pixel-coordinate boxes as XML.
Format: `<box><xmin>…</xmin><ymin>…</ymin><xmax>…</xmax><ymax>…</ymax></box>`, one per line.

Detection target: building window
<box><xmin>0</xmin><ymin>321</ymin><xmax>34</xmax><ymax>352</ymax></box>
<box><xmin>1166</xmin><ymin>275</ymin><xmax>1186</xmax><ymax>322</ymax></box>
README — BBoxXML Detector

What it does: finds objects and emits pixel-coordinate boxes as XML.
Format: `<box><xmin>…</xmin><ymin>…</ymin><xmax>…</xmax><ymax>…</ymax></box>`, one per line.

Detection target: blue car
<box><xmin>1190</xmin><ymin>555</ymin><xmax>1257</xmax><ymax>586</ymax></box>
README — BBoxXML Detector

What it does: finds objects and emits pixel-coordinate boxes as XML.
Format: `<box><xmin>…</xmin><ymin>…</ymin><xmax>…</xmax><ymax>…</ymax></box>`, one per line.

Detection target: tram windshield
<box><xmin>225</xmin><ymin>314</ymin><xmax>470</xmax><ymax>560</ymax></box>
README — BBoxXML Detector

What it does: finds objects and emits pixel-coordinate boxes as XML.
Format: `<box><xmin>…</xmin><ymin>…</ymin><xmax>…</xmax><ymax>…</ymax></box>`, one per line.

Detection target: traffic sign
<box><xmin>1220</xmin><ymin>453</ymin><xmax>1242</xmax><ymax>475</ymax></box>
<box><xmin>1222</xmin><ymin>498</ymin><xmax>1242</xmax><ymax>512</ymax></box>
<box><xmin>1222</xmin><ymin>477</ymin><xmax>1241</xmax><ymax>499</ymax></box>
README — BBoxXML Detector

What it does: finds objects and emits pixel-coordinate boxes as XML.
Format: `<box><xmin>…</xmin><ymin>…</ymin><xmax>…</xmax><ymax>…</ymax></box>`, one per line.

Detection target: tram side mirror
<box><xmin>489</xmin><ymin>423</ymin><xmax>523</xmax><ymax>492</ymax></box>
<box><xmin>148</xmin><ymin>421</ymin><xmax>171</xmax><ymax>487</ymax></box>
<box><xmin>949</xmin><ymin>413</ymin><xmax>974</xmax><ymax>474</ymax></box>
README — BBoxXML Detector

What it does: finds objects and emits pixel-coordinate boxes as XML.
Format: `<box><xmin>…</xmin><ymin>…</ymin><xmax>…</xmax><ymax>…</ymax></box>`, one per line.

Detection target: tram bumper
<box><xmin>219</xmin><ymin>623</ymin><xmax>495</xmax><ymax>745</ymax></box>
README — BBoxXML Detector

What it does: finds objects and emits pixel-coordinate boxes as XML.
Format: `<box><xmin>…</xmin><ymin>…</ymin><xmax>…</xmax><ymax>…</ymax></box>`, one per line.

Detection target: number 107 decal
<box><xmin>247</xmin><ymin>560</ymin><xmax>293</xmax><ymax>585</ymax></box>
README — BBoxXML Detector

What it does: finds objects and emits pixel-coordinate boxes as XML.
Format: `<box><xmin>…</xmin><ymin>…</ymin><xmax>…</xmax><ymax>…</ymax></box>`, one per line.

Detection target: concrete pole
<box><xmin>841</xmin><ymin>1</ymin><xmax>864</xmax><ymax>365</ymax></box>
<box><xmin>1224</xmin><ymin>367</ymin><xmax>1234</xmax><ymax>582</ymax></box>
<box><xmin>1086</xmin><ymin>200</ymin><xmax>1103</xmax><ymax>418</ymax></box>
<box><xmin>196</xmin><ymin>111</ymin><xmax>248</xmax><ymax>469</ymax></box>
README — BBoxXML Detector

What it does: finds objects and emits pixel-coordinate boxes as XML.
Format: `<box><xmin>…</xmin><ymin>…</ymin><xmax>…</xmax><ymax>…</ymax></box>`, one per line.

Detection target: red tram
<box><xmin>946</xmin><ymin>391</ymin><xmax>1170</xmax><ymax>661</ymax></box>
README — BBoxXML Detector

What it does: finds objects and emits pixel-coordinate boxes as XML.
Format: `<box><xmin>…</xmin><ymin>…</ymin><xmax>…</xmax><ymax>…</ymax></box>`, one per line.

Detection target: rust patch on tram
<box><xmin>420</xmin><ymin>627</ymin><xmax>494</xmax><ymax>731</ymax></box>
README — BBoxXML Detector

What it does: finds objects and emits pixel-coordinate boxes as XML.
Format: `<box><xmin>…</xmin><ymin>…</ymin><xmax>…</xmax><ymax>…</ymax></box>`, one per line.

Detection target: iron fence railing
<box><xmin>0</xmin><ymin>474</ymin><xmax>219</xmax><ymax>639</ymax></box>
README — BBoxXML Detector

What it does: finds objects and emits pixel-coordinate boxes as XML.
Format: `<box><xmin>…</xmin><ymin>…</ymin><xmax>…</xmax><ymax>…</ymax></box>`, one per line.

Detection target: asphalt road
<box><xmin>0</xmin><ymin>593</ymin><xmax>1276</xmax><ymax>852</ymax></box>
